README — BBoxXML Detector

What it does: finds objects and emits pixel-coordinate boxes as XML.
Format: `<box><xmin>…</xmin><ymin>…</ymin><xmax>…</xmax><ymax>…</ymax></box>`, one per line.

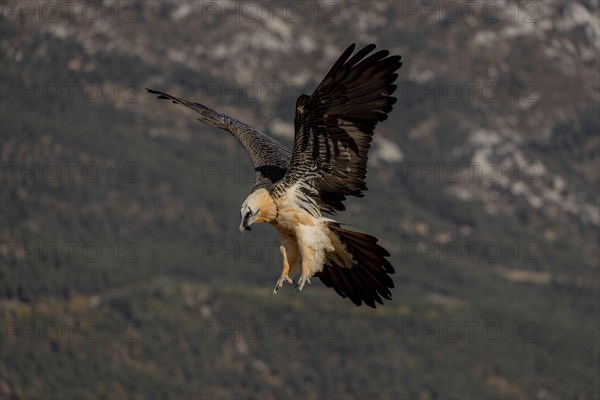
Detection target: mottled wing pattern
<box><xmin>147</xmin><ymin>89</ymin><xmax>291</xmax><ymax>190</ymax></box>
<box><xmin>273</xmin><ymin>44</ymin><xmax>402</xmax><ymax>213</ymax></box>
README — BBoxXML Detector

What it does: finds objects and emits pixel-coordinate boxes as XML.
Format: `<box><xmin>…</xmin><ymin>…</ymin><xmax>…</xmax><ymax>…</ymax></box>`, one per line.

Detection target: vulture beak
<box><xmin>239</xmin><ymin>219</ymin><xmax>252</xmax><ymax>234</ymax></box>
<box><xmin>239</xmin><ymin>207</ymin><xmax>253</xmax><ymax>234</ymax></box>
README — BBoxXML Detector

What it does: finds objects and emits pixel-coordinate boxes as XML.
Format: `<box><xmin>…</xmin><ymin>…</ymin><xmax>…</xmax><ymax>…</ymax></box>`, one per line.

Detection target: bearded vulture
<box><xmin>147</xmin><ymin>43</ymin><xmax>402</xmax><ymax>308</ymax></box>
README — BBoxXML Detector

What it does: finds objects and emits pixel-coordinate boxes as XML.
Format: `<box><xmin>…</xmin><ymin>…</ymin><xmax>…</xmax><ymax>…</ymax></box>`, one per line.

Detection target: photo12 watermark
<box><xmin>1</xmin><ymin>82</ymin><xmax>140</xmax><ymax>105</ymax></box>
<box><xmin>201</xmin><ymin>320</ymin><xmax>340</xmax><ymax>343</ymax></box>
<box><xmin>398</xmin><ymin>1</ymin><xmax>540</xmax><ymax>24</ymax></box>
<box><xmin>198</xmin><ymin>1</ymin><xmax>339</xmax><ymax>24</ymax></box>
<box><xmin>401</xmin><ymin>241</ymin><xmax>540</xmax><ymax>265</ymax></box>
<box><xmin>400</xmin><ymin>81</ymin><xmax>539</xmax><ymax>105</ymax></box>
<box><xmin>1</xmin><ymin>1</ymin><xmax>141</xmax><ymax>24</ymax></box>
<box><xmin>201</xmin><ymin>241</ymin><xmax>280</xmax><ymax>264</ymax></box>
<box><xmin>399</xmin><ymin>161</ymin><xmax>540</xmax><ymax>184</ymax></box>
<box><xmin>1</xmin><ymin>241</ymin><xmax>140</xmax><ymax>264</ymax></box>
<box><xmin>1</xmin><ymin>161</ymin><xmax>139</xmax><ymax>185</ymax></box>
<box><xmin>1</xmin><ymin>321</ymin><xmax>140</xmax><ymax>344</ymax></box>
<box><xmin>399</xmin><ymin>321</ymin><xmax>540</xmax><ymax>344</ymax></box>
<box><xmin>197</xmin><ymin>81</ymin><xmax>302</xmax><ymax>105</ymax></box>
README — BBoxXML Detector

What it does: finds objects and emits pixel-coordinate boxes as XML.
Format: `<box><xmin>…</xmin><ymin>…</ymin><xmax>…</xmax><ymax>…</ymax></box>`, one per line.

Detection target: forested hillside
<box><xmin>1</xmin><ymin>1</ymin><xmax>598</xmax><ymax>398</ymax></box>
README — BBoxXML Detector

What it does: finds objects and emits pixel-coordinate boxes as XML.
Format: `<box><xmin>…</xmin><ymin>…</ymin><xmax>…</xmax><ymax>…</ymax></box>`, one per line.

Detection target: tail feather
<box><xmin>315</xmin><ymin>223</ymin><xmax>395</xmax><ymax>308</ymax></box>
<box><xmin>334</xmin><ymin>267</ymin><xmax>365</xmax><ymax>307</ymax></box>
<box><xmin>318</xmin><ymin>266</ymin><xmax>346</xmax><ymax>298</ymax></box>
<box><xmin>348</xmin><ymin>270</ymin><xmax>382</xmax><ymax>307</ymax></box>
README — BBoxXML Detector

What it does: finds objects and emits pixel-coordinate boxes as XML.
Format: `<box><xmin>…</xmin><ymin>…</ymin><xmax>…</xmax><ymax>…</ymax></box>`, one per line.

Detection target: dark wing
<box><xmin>147</xmin><ymin>89</ymin><xmax>291</xmax><ymax>191</ymax></box>
<box><xmin>273</xmin><ymin>44</ymin><xmax>402</xmax><ymax>214</ymax></box>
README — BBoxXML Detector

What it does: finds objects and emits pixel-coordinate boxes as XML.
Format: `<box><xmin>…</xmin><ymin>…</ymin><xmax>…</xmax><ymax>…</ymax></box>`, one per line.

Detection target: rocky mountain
<box><xmin>1</xmin><ymin>1</ymin><xmax>598</xmax><ymax>398</ymax></box>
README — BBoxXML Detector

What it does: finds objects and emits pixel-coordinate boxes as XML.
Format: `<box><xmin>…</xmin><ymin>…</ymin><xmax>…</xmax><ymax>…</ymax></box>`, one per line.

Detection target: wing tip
<box><xmin>363</xmin><ymin>43</ymin><xmax>377</xmax><ymax>52</ymax></box>
<box><xmin>146</xmin><ymin>88</ymin><xmax>171</xmax><ymax>100</ymax></box>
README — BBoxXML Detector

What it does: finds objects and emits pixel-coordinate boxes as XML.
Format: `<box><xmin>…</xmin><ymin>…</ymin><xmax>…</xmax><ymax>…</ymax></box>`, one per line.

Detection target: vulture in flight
<box><xmin>147</xmin><ymin>43</ymin><xmax>402</xmax><ymax>308</ymax></box>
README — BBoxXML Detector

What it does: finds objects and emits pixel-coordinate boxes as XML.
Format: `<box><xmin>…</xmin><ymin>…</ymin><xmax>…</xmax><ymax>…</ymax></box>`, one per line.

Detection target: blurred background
<box><xmin>1</xmin><ymin>1</ymin><xmax>599</xmax><ymax>399</ymax></box>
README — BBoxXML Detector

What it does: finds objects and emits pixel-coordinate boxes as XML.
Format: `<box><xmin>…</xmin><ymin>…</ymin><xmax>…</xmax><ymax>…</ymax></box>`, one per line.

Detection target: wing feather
<box><xmin>146</xmin><ymin>89</ymin><xmax>291</xmax><ymax>190</ymax></box>
<box><xmin>273</xmin><ymin>43</ymin><xmax>402</xmax><ymax>213</ymax></box>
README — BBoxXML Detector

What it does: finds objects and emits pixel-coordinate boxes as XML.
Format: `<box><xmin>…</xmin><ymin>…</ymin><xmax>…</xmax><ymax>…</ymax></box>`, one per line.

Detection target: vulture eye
<box><xmin>244</xmin><ymin>208</ymin><xmax>252</xmax><ymax>224</ymax></box>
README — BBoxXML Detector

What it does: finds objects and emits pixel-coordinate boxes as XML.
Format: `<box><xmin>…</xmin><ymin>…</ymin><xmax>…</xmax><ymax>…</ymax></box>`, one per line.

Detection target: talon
<box><xmin>273</xmin><ymin>275</ymin><xmax>293</xmax><ymax>295</ymax></box>
<box><xmin>296</xmin><ymin>274</ymin><xmax>311</xmax><ymax>291</ymax></box>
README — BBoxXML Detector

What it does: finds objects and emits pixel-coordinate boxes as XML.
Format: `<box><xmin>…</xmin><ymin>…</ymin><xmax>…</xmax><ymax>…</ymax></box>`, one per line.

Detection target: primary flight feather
<box><xmin>147</xmin><ymin>43</ymin><xmax>402</xmax><ymax>308</ymax></box>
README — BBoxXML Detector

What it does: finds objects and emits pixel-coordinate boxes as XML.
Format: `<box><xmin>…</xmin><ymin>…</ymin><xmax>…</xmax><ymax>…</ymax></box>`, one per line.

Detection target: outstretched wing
<box><xmin>147</xmin><ymin>89</ymin><xmax>291</xmax><ymax>191</ymax></box>
<box><xmin>273</xmin><ymin>44</ymin><xmax>402</xmax><ymax>214</ymax></box>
